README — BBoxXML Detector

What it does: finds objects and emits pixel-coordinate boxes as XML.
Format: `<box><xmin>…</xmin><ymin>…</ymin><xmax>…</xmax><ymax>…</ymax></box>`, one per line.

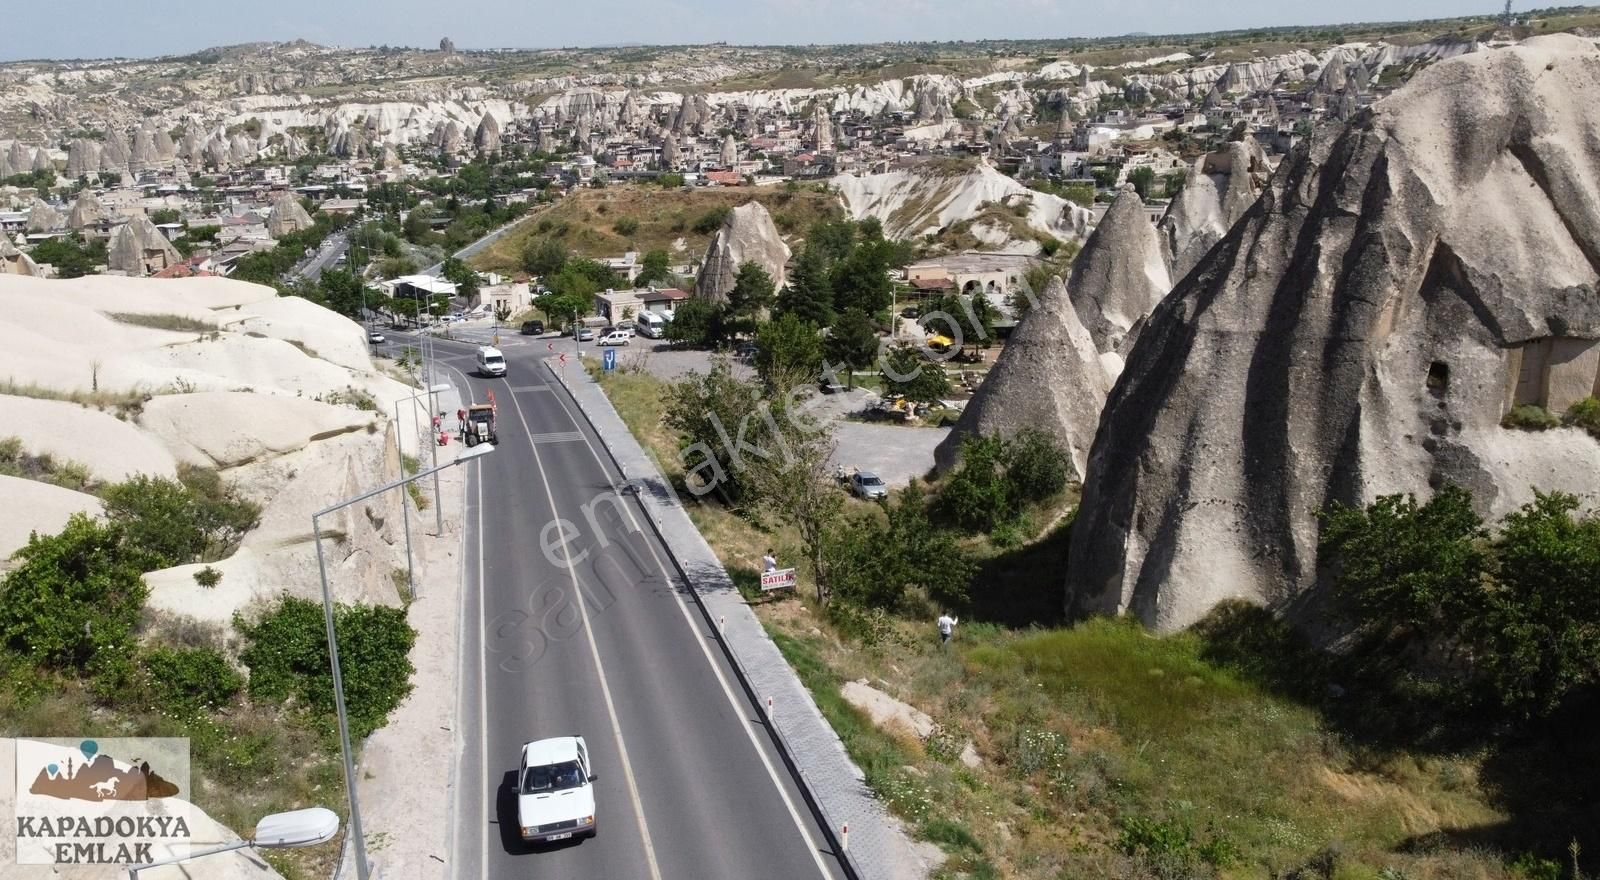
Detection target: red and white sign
<box><xmin>760</xmin><ymin>568</ymin><xmax>797</xmax><ymax>592</ymax></box>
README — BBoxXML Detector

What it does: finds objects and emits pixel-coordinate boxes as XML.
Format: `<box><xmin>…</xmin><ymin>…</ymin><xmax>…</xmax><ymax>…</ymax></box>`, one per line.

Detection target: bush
<box><xmin>236</xmin><ymin>597</ymin><xmax>416</xmax><ymax>738</ymax></box>
<box><xmin>101</xmin><ymin>469</ymin><xmax>259</xmax><ymax>568</ymax></box>
<box><xmin>0</xmin><ymin>515</ymin><xmax>147</xmax><ymax>673</ymax></box>
<box><xmin>612</xmin><ymin>217</ymin><xmax>639</xmax><ymax>236</ymax></box>
<box><xmin>143</xmin><ymin>646</ymin><xmax>242</xmax><ymax>713</ymax></box>
<box><xmin>692</xmin><ymin>205</ymin><xmax>731</xmax><ymax>235</ymax></box>
<box><xmin>938</xmin><ymin>431</ymin><xmax>1072</xmax><ymax>533</ymax></box>
<box><xmin>1320</xmin><ymin>486</ymin><xmax>1600</xmax><ymax>720</ymax></box>
<box><xmin>1562</xmin><ymin>395</ymin><xmax>1600</xmax><ymax>437</ymax></box>
<box><xmin>1503</xmin><ymin>403</ymin><xmax>1561</xmax><ymax>430</ymax></box>
<box><xmin>193</xmin><ymin>566</ymin><xmax>223</xmax><ymax>588</ymax></box>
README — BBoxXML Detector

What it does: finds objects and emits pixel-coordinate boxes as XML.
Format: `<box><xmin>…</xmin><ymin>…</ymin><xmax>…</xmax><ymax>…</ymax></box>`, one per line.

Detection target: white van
<box><xmin>637</xmin><ymin>312</ymin><xmax>667</xmax><ymax>339</ymax></box>
<box><xmin>476</xmin><ymin>346</ymin><xmax>507</xmax><ymax>377</ymax></box>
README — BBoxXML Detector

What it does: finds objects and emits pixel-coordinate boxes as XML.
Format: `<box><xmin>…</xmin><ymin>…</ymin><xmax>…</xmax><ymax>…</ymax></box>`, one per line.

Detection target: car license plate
<box><xmin>547</xmin><ymin>832</ymin><xmax>572</xmax><ymax>841</ymax></box>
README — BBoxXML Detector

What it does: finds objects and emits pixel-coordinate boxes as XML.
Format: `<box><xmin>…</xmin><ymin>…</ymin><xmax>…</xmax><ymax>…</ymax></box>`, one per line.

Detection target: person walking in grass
<box><xmin>762</xmin><ymin>549</ymin><xmax>778</xmax><ymax>572</ymax></box>
<box><xmin>937</xmin><ymin>611</ymin><xmax>958</xmax><ymax>646</ymax></box>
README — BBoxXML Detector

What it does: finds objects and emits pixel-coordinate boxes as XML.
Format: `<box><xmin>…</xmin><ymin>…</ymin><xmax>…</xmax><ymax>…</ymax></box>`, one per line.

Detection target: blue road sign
<box><xmin>602</xmin><ymin>347</ymin><xmax>617</xmax><ymax>371</ymax></box>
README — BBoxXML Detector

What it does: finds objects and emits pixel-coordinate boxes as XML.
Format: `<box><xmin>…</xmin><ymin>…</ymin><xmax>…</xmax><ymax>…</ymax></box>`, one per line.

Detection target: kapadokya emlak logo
<box><xmin>28</xmin><ymin>739</ymin><xmax>180</xmax><ymax>802</ymax></box>
<box><xmin>15</xmin><ymin>737</ymin><xmax>194</xmax><ymax>866</ymax></box>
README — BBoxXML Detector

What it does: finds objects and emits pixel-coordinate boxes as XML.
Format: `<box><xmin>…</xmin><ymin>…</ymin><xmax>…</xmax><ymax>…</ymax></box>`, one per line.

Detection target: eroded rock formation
<box><xmin>693</xmin><ymin>202</ymin><xmax>790</xmax><ymax>304</ymax></box>
<box><xmin>1157</xmin><ymin>139</ymin><xmax>1272</xmax><ymax>281</ymax></box>
<box><xmin>1066</xmin><ymin>35</ymin><xmax>1600</xmax><ymax>632</ymax></box>
<box><xmin>1070</xmin><ymin>186</ymin><xmax>1172</xmax><ymax>360</ymax></box>
<box><xmin>934</xmin><ymin>276</ymin><xmax>1110</xmax><ymax>479</ymax></box>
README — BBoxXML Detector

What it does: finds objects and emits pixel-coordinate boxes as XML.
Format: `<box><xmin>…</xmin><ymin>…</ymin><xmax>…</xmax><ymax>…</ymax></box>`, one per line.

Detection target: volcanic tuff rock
<box><xmin>0</xmin><ymin>151</ymin><xmax>12</xmax><ymax>179</ymax></box>
<box><xmin>1070</xmin><ymin>187</ymin><xmax>1172</xmax><ymax>358</ymax></box>
<box><xmin>1157</xmin><ymin>139</ymin><xmax>1272</xmax><ymax>281</ymax></box>
<box><xmin>474</xmin><ymin>112</ymin><xmax>501</xmax><ymax>155</ymax></box>
<box><xmin>265</xmin><ymin>195</ymin><xmax>314</xmax><ymax>238</ymax></box>
<box><xmin>66</xmin><ymin>139</ymin><xmax>99</xmax><ymax>178</ymax></box>
<box><xmin>100</xmin><ymin>131</ymin><xmax>130</xmax><ymax>171</ymax></box>
<box><xmin>30</xmin><ymin>148</ymin><xmax>52</xmax><ymax>173</ymax></box>
<box><xmin>130</xmin><ymin>126</ymin><xmax>157</xmax><ymax>171</ymax></box>
<box><xmin>25</xmin><ymin>198</ymin><xmax>62</xmax><ymax>233</ymax></box>
<box><xmin>107</xmin><ymin>214</ymin><xmax>181</xmax><ymax>275</ymax></box>
<box><xmin>720</xmin><ymin>133</ymin><xmax>737</xmax><ymax>167</ymax></box>
<box><xmin>1066</xmin><ymin>35</ymin><xmax>1600</xmax><ymax>633</ymax></box>
<box><xmin>5</xmin><ymin>142</ymin><xmax>28</xmax><ymax>172</ymax></box>
<box><xmin>933</xmin><ymin>276</ymin><xmax>1109</xmax><ymax>479</ymax></box>
<box><xmin>693</xmin><ymin>202</ymin><xmax>791</xmax><ymax>304</ymax></box>
<box><xmin>67</xmin><ymin>190</ymin><xmax>110</xmax><ymax>229</ymax></box>
<box><xmin>661</xmin><ymin>135</ymin><xmax>681</xmax><ymax>170</ymax></box>
<box><xmin>0</xmin><ymin>236</ymin><xmax>43</xmax><ymax>277</ymax></box>
<box><xmin>812</xmin><ymin>103</ymin><xmax>834</xmax><ymax>152</ymax></box>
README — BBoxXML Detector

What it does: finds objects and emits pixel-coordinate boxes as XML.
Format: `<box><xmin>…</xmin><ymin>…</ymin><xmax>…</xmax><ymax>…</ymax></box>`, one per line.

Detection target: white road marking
<box><xmin>500</xmin><ymin>379</ymin><xmax>665</xmax><ymax>880</ymax></box>
<box><xmin>541</xmin><ymin>370</ymin><xmax>836</xmax><ymax>879</ymax></box>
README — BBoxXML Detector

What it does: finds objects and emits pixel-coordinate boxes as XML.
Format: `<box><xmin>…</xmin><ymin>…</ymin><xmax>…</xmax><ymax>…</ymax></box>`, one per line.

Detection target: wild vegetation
<box><xmin>591</xmin><ymin>359</ymin><xmax>1600</xmax><ymax>880</ymax></box>
<box><xmin>0</xmin><ymin>469</ymin><xmax>417</xmax><ymax>878</ymax></box>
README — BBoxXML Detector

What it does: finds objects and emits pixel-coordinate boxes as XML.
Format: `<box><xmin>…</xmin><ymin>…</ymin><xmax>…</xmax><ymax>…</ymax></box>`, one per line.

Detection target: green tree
<box><xmin>727</xmin><ymin>261</ymin><xmax>776</xmax><ymax>329</ymax></box>
<box><xmin>665</xmin><ymin>296</ymin><xmax>727</xmax><ymax>347</ymax></box>
<box><xmin>634</xmin><ymin>249</ymin><xmax>674</xmax><ymax>288</ymax></box>
<box><xmin>937</xmin><ymin>434</ymin><xmax>1013</xmax><ymax>532</ymax></box>
<box><xmin>441</xmin><ymin>256</ymin><xmax>480</xmax><ymax>299</ymax></box>
<box><xmin>807</xmin><ymin>218</ymin><xmax>857</xmax><ymax>265</ymax></box>
<box><xmin>880</xmin><ymin>345</ymin><xmax>950</xmax><ymax>405</ymax></box>
<box><xmin>824</xmin><ymin>308</ymin><xmax>879</xmax><ymax>389</ymax></box>
<box><xmin>832</xmin><ymin>240</ymin><xmax>893</xmax><ymax>316</ymax></box>
<box><xmin>315</xmin><ymin>267</ymin><xmax>368</xmax><ymax>318</ymax></box>
<box><xmin>0</xmin><ymin>515</ymin><xmax>147</xmax><ymax>673</ymax></box>
<box><xmin>754</xmin><ymin>313</ymin><xmax>824</xmax><ymax>391</ymax></box>
<box><xmin>521</xmin><ymin>237</ymin><xmax>568</xmax><ymax>277</ymax></box>
<box><xmin>665</xmin><ymin>359</ymin><xmax>774</xmax><ymax>501</ymax></box>
<box><xmin>236</xmin><ymin>597</ymin><xmax>416</xmax><ymax>739</ymax></box>
<box><xmin>29</xmin><ymin>236</ymin><xmax>104</xmax><ymax>279</ymax></box>
<box><xmin>776</xmin><ymin>246</ymin><xmax>835</xmax><ymax>326</ymax></box>
<box><xmin>536</xmin><ymin>265</ymin><xmax>596</xmax><ymax>329</ymax></box>
<box><xmin>1127</xmin><ymin>166</ymin><xmax>1156</xmax><ymax>200</ymax></box>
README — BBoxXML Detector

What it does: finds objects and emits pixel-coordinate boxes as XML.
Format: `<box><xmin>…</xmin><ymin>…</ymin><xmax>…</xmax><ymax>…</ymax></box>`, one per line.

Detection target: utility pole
<box><xmin>1502</xmin><ymin>0</ymin><xmax>1513</xmax><ymax>26</ymax></box>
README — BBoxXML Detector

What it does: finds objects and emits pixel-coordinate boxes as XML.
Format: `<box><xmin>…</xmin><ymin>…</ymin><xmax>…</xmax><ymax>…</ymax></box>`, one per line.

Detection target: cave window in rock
<box><xmin>1427</xmin><ymin>361</ymin><xmax>1449</xmax><ymax>397</ymax></box>
<box><xmin>1506</xmin><ymin>337</ymin><xmax>1600</xmax><ymax>415</ymax></box>
<box><xmin>962</xmin><ymin>280</ymin><xmax>982</xmax><ymax>296</ymax></box>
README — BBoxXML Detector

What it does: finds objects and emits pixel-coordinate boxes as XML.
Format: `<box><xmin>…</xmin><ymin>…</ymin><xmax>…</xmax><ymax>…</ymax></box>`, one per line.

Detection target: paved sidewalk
<box><xmin>547</xmin><ymin>358</ymin><xmax>938</xmax><ymax>880</ymax></box>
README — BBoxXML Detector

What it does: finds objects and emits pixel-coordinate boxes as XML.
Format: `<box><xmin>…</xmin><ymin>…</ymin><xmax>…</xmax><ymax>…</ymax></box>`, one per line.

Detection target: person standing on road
<box><xmin>937</xmin><ymin>612</ymin><xmax>958</xmax><ymax>646</ymax></box>
<box><xmin>762</xmin><ymin>550</ymin><xmax>778</xmax><ymax>572</ymax></box>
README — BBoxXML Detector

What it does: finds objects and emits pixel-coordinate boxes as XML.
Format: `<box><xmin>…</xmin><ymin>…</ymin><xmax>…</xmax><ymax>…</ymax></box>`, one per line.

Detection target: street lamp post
<box><xmin>128</xmin><ymin>807</ymin><xmax>339</xmax><ymax>878</ymax></box>
<box><xmin>391</xmin><ymin>382</ymin><xmax>449</xmax><ymax>597</ymax></box>
<box><xmin>311</xmin><ymin>443</ymin><xmax>494</xmax><ymax>880</ymax></box>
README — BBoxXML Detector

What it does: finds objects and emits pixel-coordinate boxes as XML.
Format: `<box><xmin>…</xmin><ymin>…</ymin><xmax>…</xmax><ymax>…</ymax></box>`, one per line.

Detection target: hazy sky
<box><xmin>0</xmin><ymin>0</ymin><xmax>1500</xmax><ymax>62</ymax></box>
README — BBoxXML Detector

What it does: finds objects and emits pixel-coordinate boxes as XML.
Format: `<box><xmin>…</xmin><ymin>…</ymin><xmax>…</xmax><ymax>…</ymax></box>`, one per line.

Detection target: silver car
<box><xmin>850</xmin><ymin>471</ymin><xmax>888</xmax><ymax>500</ymax></box>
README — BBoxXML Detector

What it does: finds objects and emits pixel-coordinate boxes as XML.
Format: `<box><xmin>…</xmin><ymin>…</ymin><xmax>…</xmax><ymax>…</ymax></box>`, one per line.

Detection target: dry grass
<box><xmin>106</xmin><ymin>312</ymin><xmax>216</xmax><ymax>333</ymax></box>
<box><xmin>472</xmin><ymin>183</ymin><xmax>843</xmax><ymax>274</ymax></box>
<box><xmin>1</xmin><ymin>376</ymin><xmax>150</xmax><ymax>416</ymax></box>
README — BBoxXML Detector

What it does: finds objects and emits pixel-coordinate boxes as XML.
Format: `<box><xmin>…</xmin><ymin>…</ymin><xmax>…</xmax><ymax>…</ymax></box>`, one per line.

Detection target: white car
<box><xmin>598</xmin><ymin>331</ymin><xmax>631</xmax><ymax>346</ymax></box>
<box><xmin>517</xmin><ymin>737</ymin><xmax>597</xmax><ymax>843</ymax></box>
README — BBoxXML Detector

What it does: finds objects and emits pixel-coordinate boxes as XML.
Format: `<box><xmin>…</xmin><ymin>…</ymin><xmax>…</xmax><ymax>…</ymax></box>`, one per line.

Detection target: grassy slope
<box><xmin>589</xmin><ymin>366</ymin><xmax>1545</xmax><ymax>880</ymax></box>
<box><xmin>470</xmin><ymin>183</ymin><xmax>844</xmax><ymax>275</ymax></box>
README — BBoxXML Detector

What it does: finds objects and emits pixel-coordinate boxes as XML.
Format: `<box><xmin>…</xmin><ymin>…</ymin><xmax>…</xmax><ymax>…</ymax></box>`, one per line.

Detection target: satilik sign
<box><xmin>760</xmin><ymin>567</ymin><xmax>797</xmax><ymax>592</ymax></box>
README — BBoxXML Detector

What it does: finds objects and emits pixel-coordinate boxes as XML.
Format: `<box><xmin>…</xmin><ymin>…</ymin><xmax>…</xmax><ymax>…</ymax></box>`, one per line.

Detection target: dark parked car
<box><xmin>520</xmin><ymin>320</ymin><xmax>544</xmax><ymax>335</ymax></box>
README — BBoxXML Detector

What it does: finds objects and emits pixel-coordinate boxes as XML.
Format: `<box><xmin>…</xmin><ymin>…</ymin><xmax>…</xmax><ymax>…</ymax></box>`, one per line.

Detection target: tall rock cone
<box><xmin>1066</xmin><ymin>35</ymin><xmax>1600</xmax><ymax>633</ymax></box>
<box><xmin>474</xmin><ymin>112</ymin><xmax>501</xmax><ymax>156</ymax></box>
<box><xmin>693</xmin><ymin>203</ymin><xmax>791</xmax><ymax>304</ymax></box>
<box><xmin>933</xmin><ymin>276</ymin><xmax>1110</xmax><ymax>480</ymax></box>
<box><xmin>720</xmin><ymin>133</ymin><xmax>737</xmax><ymax>168</ymax></box>
<box><xmin>0</xmin><ymin>235</ymin><xmax>44</xmax><ymax>277</ymax></box>
<box><xmin>1156</xmin><ymin>138</ymin><xmax>1271</xmax><ymax>282</ymax></box>
<box><xmin>1069</xmin><ymin>186</ymin><xmax>1172</xmax><ymax>359</ymax></box>
<box><xmin>266</xmin><ymin>195</ymin><xmax>314</xmax><ymax>238</ymax></box>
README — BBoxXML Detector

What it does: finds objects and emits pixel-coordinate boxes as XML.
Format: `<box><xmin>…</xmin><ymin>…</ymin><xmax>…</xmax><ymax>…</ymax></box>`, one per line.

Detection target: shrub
<box><xmin>143</xmin><ymin>646</ymin><xmax>242</xmax><ymax>712</ymax></box>
<box><xmin>1503</xmin><ymin>403</ymin><xmax>1561</xmax><ymax>430</ymax></box>
<box><xmin>0</xmin><ymin>515</ymin><xmax>147</xmax><ymax>673</ymax></box>
<box><xmin>612</xmin><ymin>217</ymin><xmax>639</xmax><ymax>236</ymax></box>
<box><xmin>101</xmin><ymin>469</ymin><xmax>259</xmax><ymax>567</ymax></box>
<box><xmin>1003</xmin><ymin>428</ymin><xmax>1069</xmax><ymax>505</ymax></box>
<box><xmin>193</xmin><ymin>566</ymin><xmax>223</xmax><ymax>588</ymax></box>
<box><xmin>692</xmin><ymin>205</ymin><xmax>731</xmax><ymax>235</ymax></box>
<box><xmin>236</xmin><ymin>597</ymin><xmax>416</xmax><ymax>738</ymax></box>
<box><xmin>1562</xmin><ymin>395</ymin><xmax>1600</xmax><ymax>437</ymax></box>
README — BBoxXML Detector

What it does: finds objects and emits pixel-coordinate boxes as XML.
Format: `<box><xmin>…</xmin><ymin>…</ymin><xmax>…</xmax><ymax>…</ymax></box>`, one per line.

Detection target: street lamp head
<box><xmin>427</xmin><ymin>382</ymin><xmax>451</xmax><ymax>393</ymax></box>
<box><xmin>254</xmin><ymin>806</ymin><xmax>340</xmax><ymax>849</ymax></box>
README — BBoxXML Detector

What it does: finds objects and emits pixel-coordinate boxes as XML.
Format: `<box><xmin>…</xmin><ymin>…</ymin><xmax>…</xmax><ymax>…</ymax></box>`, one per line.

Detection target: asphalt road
<box><xmin>396</xmin><ymin>332</ymin><xmax>848</xmax><ymax>880</ymax></box>
<box><xmin>297</xmin><ymin>233</ymin><xmax>349</xmax><ymax>281</ymax></box>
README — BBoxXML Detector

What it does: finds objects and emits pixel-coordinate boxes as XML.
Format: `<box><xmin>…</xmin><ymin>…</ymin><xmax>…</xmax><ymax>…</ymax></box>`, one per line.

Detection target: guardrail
<box><xmin>544</xmin><ymin>359</ymin><xmax>867</xmax><ymax>880</ymax></box>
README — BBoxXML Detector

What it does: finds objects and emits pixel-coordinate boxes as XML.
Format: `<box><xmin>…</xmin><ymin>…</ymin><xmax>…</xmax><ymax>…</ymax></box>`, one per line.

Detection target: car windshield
<box><xmin>486</xmin><ymin>356</ymin><xmax>503</xmax><ymax>365</ymax></box>
<box><xmin>523</xmin><ymin>760</ymin><xmax>584</xmax><ymax>794</ymax></box>
<box><xmin>861</xmin><ymin>476</ymin><xmax>884</xmax><ymax>486</ymax></box>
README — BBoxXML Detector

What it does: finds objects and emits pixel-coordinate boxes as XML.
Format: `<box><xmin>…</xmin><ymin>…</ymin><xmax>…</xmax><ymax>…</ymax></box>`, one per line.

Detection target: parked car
<box><xmin>900</xmin><ymin>306</ymin><xmax>920</xmax><ymax>319</ymax></box>
<box><xmin>520</xmin><ymin>320</ymin><xmax>544</xmax><ymax>335</ymax></box>
<box><xmin>849</xmin><ymin>471</ymin><xmax>888</xmax><ymax>500</ymax></box>
<box><xmin>516</xmin><ymin>737</ymin><xmax>597</xmax><ymax>843</ymax></box>
<box><xmin>366</xmin><ymin>330</ymin><xmax>386</xmax><ymax>344</ymax></box>
<box><xmin>598</xmin><ymin>331</ymin><xmax>631</xmax><ymax>346</ymax></box>
<box><xmin>575</xmin><ymin>327</ymin><xmax>596</xmax><ymax>342</ymax></box>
